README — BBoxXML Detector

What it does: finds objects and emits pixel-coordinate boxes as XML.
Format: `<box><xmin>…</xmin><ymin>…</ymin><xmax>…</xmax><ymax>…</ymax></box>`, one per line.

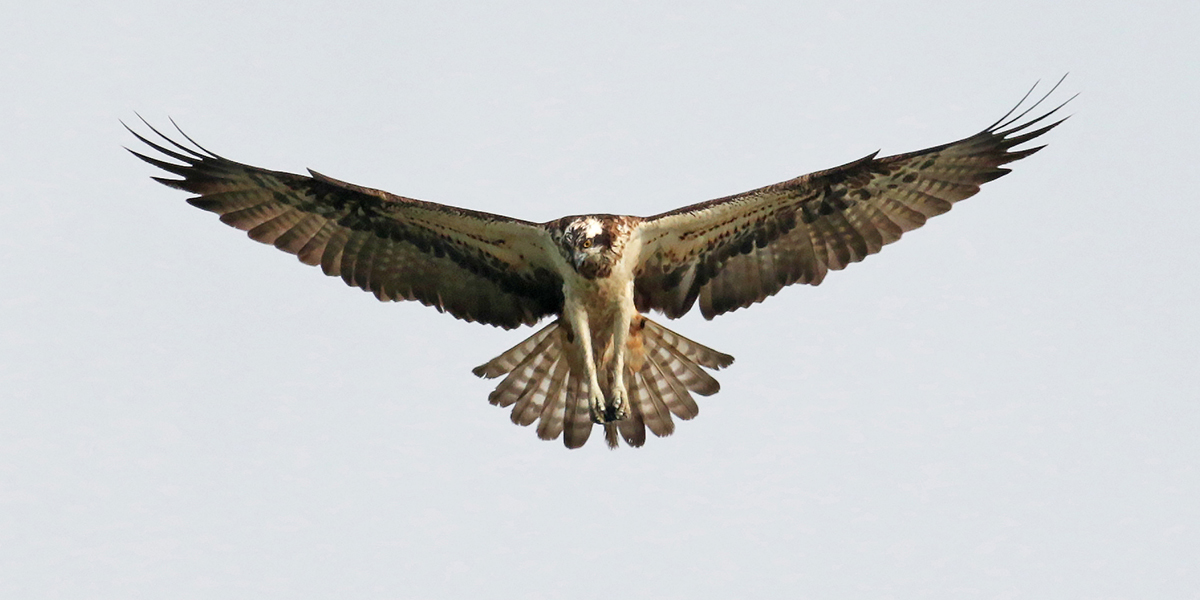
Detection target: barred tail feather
<box><xmin>535</xmin><ymin>361</ymin><xmax>571</xmax><ymax>442</ymax></box>
<box><xmin>644</xmin><ymin>327</ymin><xmax>723</xmax><ymax>396</ymax></box>
<box><xmin>472</xmin><ymin>321</ymin><xmax>558</xmax><ymax>379</ymax></box>
<box><xmin>633</xmin><ymin>365</ymin><xmax>675</xmax><ymax>438</ymax></box>
<box><xmin>614</xmin><ymin>378</ymin><xmax>647</xmax><ymax>447</ymax></box>
<box><xmin>510</xmin><ymin>355</ymin><xmax>565</xmax><ymax>426</ymax></box>
<box><xmin>483</xmin><ymin>328</ymin><xmax>559</xmax><ymax>407</ymax></box>
<box><xmin>472</xmin><ymin>316</ymin><xmax>734</xmax><ymax>449</ymax></box>
<box><xmin>642</xmin><ymin>319</ymin><xmax>735</xmax><ymax>371</ymax></box>
<box><xmin>563</xmin><ymin>377</ymin><xmax>594</xmax><ymax>449</ymax></box>
<box><xmin>644</xmin><ymin>349</ymin><xmax>700</xmax><ymax>420</ymax></box>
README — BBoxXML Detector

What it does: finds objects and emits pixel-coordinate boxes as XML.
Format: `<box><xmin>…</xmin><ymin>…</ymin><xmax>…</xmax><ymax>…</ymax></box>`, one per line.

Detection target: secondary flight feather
<box><xmin>128</xmin><ymin>79</ymin><xmax>1071</xmax><ymax>449</ymax></box>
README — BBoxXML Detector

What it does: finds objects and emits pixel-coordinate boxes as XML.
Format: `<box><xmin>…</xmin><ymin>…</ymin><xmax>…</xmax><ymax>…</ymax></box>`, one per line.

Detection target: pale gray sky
<box><xmin>2</xmin><ymin>1</ymin><xmax>1198</xmax><ymax>598</ymax></box>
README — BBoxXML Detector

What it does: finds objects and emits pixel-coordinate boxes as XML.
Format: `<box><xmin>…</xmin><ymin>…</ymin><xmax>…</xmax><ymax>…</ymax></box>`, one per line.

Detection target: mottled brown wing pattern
<box><xmin>636</xmin><ymin>84</ymin><xmax>1072</xmax><ymax>319</ymax></box>
<box><xmin>128</xmin><ymin>121</ymin><xmax>564</xmax><ymax>329</ymax></box>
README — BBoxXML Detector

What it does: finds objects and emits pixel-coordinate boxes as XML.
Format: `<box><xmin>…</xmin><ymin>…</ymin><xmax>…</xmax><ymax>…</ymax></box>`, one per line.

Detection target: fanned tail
<box><xmin>472</xmin><ymin>316</ymin><xmax>733</xmax><ymax>449</ymax></box>
<box><xmin>612</xmin><ymin>316</ymin><xmax>734</xmax><ymax>448</ymax></box>
<box><xmin>471</xmin><ymin>321</ymin><xmax>558</xmax><ymax>379</ymax></box>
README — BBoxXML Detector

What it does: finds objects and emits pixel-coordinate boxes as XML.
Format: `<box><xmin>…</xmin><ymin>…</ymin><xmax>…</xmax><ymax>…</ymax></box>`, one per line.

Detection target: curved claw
<box><xmin>607</xmin><ymin>388</ymin><xmax>630</xmax><ymax>422</ymax></box>
<box><xmin>589</xmin><ymin>389</ymin><xmax>608</xmax><ymax>424</ymax></box>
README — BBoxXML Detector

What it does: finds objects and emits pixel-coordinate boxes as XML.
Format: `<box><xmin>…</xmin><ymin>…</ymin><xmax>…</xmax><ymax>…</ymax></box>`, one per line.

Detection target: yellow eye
<box><xmin>582</xmin><ymin>239</ymin><xmax>593</xmax><ymax>249</ymax></box>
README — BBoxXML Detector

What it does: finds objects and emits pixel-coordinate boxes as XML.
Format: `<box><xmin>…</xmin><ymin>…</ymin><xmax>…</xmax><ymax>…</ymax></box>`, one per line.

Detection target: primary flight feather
<box><xmin>129</xmin><ymin>80</ymin><xmax>1071</xmax><ymax>449</ymax></box>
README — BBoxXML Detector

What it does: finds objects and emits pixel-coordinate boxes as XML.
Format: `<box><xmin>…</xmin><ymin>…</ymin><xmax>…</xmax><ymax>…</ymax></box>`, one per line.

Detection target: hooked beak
<box><xmin>574</xmin><ymin>252</ymin><xmax>610</xmax><ymax>279</ymax></box>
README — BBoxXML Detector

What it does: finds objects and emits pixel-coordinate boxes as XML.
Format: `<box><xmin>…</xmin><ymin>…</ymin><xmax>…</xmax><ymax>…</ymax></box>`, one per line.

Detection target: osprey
<box><xmin>128</xmin><ymin>82</ymin><xmax>1070</xmax><ymax>449</ymax></box>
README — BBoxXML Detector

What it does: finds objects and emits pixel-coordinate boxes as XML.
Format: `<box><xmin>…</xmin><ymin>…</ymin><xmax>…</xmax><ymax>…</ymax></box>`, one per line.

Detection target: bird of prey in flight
<box><xmin>128</xmin><ymin>80</ymin><xmax>1071</xmax><ymax>449</ymax></box>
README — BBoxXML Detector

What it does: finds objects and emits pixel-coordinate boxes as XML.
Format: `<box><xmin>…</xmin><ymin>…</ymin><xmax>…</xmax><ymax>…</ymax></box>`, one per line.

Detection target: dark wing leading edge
<box><xmin>635</xmin><ymin>81</ymin><xmax>1073</xmax><ymax>319</ymax></box>
<box><xmin>127</xmin><ymin>120</ymin><xmax>564</xmax><ymax>329</ymax></box>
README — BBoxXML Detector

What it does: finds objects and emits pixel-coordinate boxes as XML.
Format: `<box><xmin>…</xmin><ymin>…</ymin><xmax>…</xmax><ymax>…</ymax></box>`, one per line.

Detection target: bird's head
<box><xmin>557</xmin><ymin>216</ymin><xmax>619</xmax><ymax>279</ymax></box>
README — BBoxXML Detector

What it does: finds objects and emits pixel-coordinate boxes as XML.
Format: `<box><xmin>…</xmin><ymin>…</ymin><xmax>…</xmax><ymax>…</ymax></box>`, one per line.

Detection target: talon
<box><xmin>589</xmin><ymin>390</ymin><xmax>608</xmax><ymax>424</ymax></box>
<box><xmin>606</xmin><ymin>388</ymin><xmax>631</xmax><ymax>422</ymax></box>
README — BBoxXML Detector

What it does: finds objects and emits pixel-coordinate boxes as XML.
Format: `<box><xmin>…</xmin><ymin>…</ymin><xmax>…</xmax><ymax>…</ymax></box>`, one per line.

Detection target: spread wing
<box><xmin>128</xmin><ymin>120</ymin><xmax>564</xmax><ymax>329</ymax></box>
<box><xmin>635</xmin><ymin>82</ymin><xmax>1073</xmax><ymax>319</ymax></box>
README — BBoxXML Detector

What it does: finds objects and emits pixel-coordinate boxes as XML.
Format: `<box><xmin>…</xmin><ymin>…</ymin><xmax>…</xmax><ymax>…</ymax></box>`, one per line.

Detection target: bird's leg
<box><xmin>605</xmin><ymin>306</ymin><xmax>633</xmax><ymax>422</ymax></box>
<box><xmin>566</xmin><ymin>302</ymin><xmax>608</xmax><ymax>424</ymax></box>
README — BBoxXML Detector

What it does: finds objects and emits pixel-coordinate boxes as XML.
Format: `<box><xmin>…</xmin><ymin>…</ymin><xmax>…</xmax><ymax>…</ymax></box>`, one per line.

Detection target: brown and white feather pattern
<box><xmin>130</xmin><ymin>82</ymin><xmax>1068</xmax><ymax>450</ymax></box>
<box><xmin>634</xmin><ymin>93</ymin><xmax>1070</xmax><ymax>319</ymax></box>
<box><xmin>472</xmin><ymin>316</ymin><xmax>733</xmax><ymax>448</ymax></box>
<box><xmin>126</xmin><ymin>121</ymin><xmax>565</xmax><ymax>329</ymax></box>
